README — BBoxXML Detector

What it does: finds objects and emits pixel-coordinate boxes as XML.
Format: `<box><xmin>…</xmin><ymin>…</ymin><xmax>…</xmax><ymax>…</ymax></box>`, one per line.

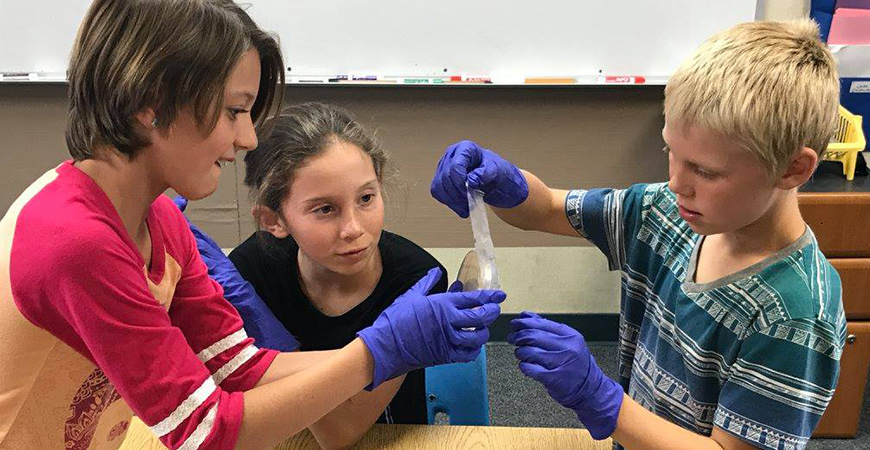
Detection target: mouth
<box><xmin>678</xmin><ymin>204</ymin><xmax>702</xmax><ymax>221</ymax></box>
<box><xmin>337</xmin><ymin>246</ymin><xmax>368</xmax><ymax>258</ymax></box>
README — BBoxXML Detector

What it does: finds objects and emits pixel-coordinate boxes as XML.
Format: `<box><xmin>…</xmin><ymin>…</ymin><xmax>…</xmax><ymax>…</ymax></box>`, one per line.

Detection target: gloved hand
<box><xmin>430</xmin><ymin>140</ymin><xmax>529</xmax><ymax>218</ymax></box>
<box><xmin>508</xmin><ymin>311</ymin><xmax>623</xmax><ymax>440</ymax></box>
<box><xmin>357</xmin><ymin>267</ymin><xmax>505</xmax><ymax>389</ymax></box>
<box><xmin>173</xmin><ymin>196</ymin><xmax>300</xmax><ymax>352</ymax></box>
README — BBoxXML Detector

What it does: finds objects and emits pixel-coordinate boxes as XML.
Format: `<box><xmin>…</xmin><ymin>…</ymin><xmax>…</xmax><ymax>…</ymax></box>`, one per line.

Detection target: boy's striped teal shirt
<box><xmin>565</xmin><ymin>183</ymin><xmax>846</xmax><ymax>450</ymax></box>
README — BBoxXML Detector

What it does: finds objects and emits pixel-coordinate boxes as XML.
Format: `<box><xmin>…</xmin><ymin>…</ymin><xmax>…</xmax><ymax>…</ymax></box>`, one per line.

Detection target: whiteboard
<box><xmin>0</xmin><ymin>1</ymin><xmax>757</xmax><ymax>81</ymax></box>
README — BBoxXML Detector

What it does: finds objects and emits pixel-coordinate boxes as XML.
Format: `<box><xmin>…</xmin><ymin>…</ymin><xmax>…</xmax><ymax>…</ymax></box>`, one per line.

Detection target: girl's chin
<box><xmin>328</xmin><ymin>255</ymin><xmax>375</xmax><ymax>275</ymax></box>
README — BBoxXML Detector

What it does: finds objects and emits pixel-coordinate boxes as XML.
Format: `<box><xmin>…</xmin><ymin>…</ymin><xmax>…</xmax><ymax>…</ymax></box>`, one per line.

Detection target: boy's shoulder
<box><xmin>615</xmin><ymin>182</ymin><xmax>684</xmax><ymax>232</ymax></box>
<box><xmin>711</xmin><ymin>231</ymin><xmax>845</xmax><ymax>341</ymax></box>
<box><xmin>637</xmin><ymin>182</ymin><xmax>680</xmax><ymax>221</ymax></box>
<box><xmin>758</xmin><ymin>233</ymin><xmax>843</xmax><ymax>327</ymax></box>
<box><xmin>627</xmin><ymin>182</ymin><xmax>697</xmax><ymax>259</ymax></box>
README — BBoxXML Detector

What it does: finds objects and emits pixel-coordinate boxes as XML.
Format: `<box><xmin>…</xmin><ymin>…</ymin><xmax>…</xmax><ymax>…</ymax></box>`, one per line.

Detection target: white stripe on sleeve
<box><xmin>151</xmin><ymin>377</ymin><xmax>216</xmax><ymax>438</ymax></box>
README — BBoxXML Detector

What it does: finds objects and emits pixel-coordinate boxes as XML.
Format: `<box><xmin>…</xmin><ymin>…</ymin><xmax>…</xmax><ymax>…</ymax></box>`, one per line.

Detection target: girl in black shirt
<box><xmin>192</xmin><ymin>102</ymin><xmax>445</xmax><ymax>447</ymax></box>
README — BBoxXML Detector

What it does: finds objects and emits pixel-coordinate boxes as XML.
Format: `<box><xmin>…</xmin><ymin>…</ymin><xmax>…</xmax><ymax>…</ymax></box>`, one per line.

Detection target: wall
<box><xmin>0</xmin><ymin>84</ymin><xmax>668</xmax><ymax>313</ymax></box>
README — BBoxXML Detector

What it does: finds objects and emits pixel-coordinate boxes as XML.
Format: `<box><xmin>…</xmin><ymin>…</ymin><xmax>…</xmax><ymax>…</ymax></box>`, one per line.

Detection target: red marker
<box><xmin>600</xmin><ymin>75</ymin><xmax>646</xmax><ymax>84</ymax></box>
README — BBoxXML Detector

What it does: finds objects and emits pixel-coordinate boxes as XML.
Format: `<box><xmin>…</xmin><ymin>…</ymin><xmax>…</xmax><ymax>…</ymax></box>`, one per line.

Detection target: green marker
<box><xmin>401</xmin><ymin>77</ymin><xmax>446</xmax><ymax>84</ymax></box>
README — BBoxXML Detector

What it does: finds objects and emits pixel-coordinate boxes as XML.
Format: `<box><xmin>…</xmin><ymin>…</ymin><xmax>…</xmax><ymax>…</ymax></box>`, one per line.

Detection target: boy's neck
<box><xmin>694</xmin><ymin>190</ymin><xmax>806</xmax><ymax>285</ymax></box>
<box><xmin>714</xmin><ymin>189</ymin><xmax>806</xmax><ymax>256</ymax></box>
<box><xmin>296</xmin><ymin>248</ymin><xmax>383</xmax><ymax>317</ymax></box>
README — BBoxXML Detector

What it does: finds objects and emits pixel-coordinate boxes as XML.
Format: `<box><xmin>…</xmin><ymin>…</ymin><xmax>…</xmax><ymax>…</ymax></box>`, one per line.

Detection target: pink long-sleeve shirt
<box><xmin>0</xmin><ymin>161</ymin><xmax>278</xmax><ymax>450</ymax></box>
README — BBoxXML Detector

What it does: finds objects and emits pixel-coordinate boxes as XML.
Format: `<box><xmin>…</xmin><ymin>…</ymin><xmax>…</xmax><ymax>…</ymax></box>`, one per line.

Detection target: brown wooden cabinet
<box><xmin>835</xmin><ymin>258</ymin><xmax>870</xmax><ymax>320</ymax></box>
<box><xmin>800</xmin><ymin>192</ymin><xmax>870</xmax><ymax>438</ymax></box>
<box><xmin>799</xmin><ymin>193</ymin><xmax>870</xmax><ymax>257</ymax></box>
<box><xmin>813</xmin><ymin>322</ymin><xmax>870</xmax><ymax>437</ymax></box>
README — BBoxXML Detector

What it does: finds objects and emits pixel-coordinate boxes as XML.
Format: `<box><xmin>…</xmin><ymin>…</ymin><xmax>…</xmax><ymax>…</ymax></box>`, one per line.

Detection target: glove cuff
<box><xmin>355</xmin><ymin>327</ymin><xmax>398</xmax><ymax>391</ymax></box>
<box><xmin>574</xmin><ymin>375</ymin><xmax>624</xmax><ymax>440</ymax></box>
<box><xmin>506</xmin><ymin>165</ymin><xmax>530</xmax><ymax>207</ymax></box>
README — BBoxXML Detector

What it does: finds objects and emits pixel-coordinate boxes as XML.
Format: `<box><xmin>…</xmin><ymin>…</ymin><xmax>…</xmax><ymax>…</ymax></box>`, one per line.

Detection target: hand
<box><xmin>430</xmin><ymin>140</ymin><xmax>529</xmax><ymax>218</ymax></box>
<box><xmin>357</xmin><ymin>268</ymin><xmax>505</xmax><ymax>389</ymax></box>
<box><xmin>173</xmin><ymin>196</ymin><xmax>300</xmax><ymax>351</ymax></box>
<box><xmin>508</xmin><ymin>311</ymin><xmax>623</xmax><ymax>440</ymax></box>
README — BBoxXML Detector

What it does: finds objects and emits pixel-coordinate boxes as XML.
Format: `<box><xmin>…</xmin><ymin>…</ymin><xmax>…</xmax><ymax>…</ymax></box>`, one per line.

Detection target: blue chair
<box><xmin>425</xmin><ymin>346</ymin><xmax>489</xmax><ymax>425</ymax></box>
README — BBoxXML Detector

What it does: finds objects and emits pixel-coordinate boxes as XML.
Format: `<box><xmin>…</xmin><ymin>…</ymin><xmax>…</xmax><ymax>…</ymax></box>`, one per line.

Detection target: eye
<box><xmin>227</xmin><ymin>107</ymin><xmax>249</xmax><ymax>121</ymax></box>
<box><xmin>314</xmin><ymin>205</ymin><xmax>334</xmax><ymax>215</ymax></box>
<box><xmin>360</xmin><ymin>193</ymin><xmax>374</xmax><ymax>204</ymax></box>
<box><xmin>694</xmin><ymin>168</ymin><xmax>719</xmax><ymax>180</ymax></box>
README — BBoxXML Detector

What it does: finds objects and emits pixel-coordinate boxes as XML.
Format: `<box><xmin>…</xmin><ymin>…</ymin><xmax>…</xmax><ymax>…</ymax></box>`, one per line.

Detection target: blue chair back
<box><xmin>425</xmin><ymin>346</ymin><xmax>489</xmax><ymax>425</ymax></box>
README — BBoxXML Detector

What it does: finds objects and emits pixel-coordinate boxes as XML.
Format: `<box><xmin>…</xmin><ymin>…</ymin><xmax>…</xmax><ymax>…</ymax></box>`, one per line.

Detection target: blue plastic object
<box><xmin>810</xmin><ymin>0</ymin><xmax>836</xmax><ymax>42</ymax></box>
<box><xmin>425</xmin><ymin>346</ymin><xmax>490</xmax><ymax>425</ymax></box>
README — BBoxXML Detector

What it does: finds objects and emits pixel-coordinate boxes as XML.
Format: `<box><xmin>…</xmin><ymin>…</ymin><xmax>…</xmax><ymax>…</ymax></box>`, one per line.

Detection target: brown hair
<box><xmin>244</xmin><ymin>102</ymin><xmax>390</xmax><ymax>214</ymax></box>
<box><xmin>65</xmin><ymin>0</ymin><xmax>284</xmax><ymax>160</ymax></box>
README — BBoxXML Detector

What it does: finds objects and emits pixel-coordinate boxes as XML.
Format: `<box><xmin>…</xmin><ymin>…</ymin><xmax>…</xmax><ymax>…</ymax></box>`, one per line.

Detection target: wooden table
<box><xmin>119</xmin><ymin>417</ymin><xmax>612</xmax><ymax>450</ymax></box>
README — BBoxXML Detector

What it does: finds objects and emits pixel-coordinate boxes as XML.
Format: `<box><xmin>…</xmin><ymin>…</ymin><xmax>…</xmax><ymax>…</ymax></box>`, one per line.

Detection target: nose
<box><xmin>668</xmin><ymin>163</ymin><xmax>693</xmax><ymax>198</ymax></box>
<box><xmin>339</xmin><ymin>209</ymin><xmax>364</xmax><ymax>241</ymax></box>
<box><xmin>235</xmin><ymin>113</ymin><xmax>258</xmax><ymax>153</ymax></box>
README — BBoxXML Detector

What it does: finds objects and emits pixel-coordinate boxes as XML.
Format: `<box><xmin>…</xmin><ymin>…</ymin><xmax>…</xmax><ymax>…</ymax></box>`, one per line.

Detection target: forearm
<box><xmin>255</xmin><ymin>349</ymin><xmax>337</xmax><ymax>387</ymax></box>
<box><xmin>612</xmin><ymin>395</ymin><xmax>750</xmax><ymax>450</ymax></box>
<box><xmin>234</xmin><ymin>338</ymin><xmax>374</xmax><ymax>450</ymax></box>
<box><xmin>491</xmin><ymin>170</ymin><xmax>575</xmax><ymax>236</ymax></box>
<box><xmin>307</xmin><ymin>375</ymin><xmax>406</xmax><ymax>450</ymax></box>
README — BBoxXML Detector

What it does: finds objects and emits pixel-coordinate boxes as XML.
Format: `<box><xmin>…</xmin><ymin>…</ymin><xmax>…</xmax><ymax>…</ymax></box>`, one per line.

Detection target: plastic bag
<box><xmin>466</xmin><ymin>184</ymin><xmax>500</xmax><ymax>290</ymax></box>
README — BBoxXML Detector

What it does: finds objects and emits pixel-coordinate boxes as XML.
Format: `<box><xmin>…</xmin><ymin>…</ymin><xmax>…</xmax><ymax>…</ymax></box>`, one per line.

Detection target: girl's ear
<box><xmin>251</xmin><ymin>205</ymin><xmax>290</xmax><ymax>238</ymax></box>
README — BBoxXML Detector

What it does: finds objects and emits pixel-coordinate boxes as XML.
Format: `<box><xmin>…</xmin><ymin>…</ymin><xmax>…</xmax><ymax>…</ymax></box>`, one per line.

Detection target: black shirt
<box><xmin>229</xmin><ymin>230</ymin><xmax>447</xmax><ymax>424</ymax></box>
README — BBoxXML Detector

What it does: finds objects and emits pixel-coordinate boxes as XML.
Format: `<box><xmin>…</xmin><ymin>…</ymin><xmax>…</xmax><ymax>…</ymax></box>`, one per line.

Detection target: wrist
<box><xmin>348</xmin><ymin>337</ymin><xmax>374</xmax><ymax>383</ymax></box>
<box><xmin>355</xmin><ymin>327</ymin><xmax>396</xmax><ymax>390</ymax></box>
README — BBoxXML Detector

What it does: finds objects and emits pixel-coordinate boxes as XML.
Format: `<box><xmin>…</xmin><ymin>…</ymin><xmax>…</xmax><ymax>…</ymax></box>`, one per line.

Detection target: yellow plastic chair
<box><xmin>822</xmin><ymin>106</ymin><xmax>866</xmax><ymax>181</ymax></box>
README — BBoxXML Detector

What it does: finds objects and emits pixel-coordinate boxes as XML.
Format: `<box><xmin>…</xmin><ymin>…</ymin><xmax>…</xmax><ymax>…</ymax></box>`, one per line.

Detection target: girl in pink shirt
<box><xmin>0</xmin><ymin>2</ymin><xmax>504</xmax><ymax>450</ymax></box>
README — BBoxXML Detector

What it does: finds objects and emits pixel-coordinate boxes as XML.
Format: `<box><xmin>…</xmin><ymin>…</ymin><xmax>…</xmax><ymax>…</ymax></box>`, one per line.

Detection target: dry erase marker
<box><xmin>401</xmin><ymin>77</ymin><xmax>445</xmax><ymax>84</ymax></box>
<box><xmin>452</xmin><ymin>76</ymin><xmax>492</xmax><ymax>84</ymax></box>
<box><xmin>1</xmin><ymin>72</ymin><xmax>35</xmax><ymax>81</ymax></box>
<box><xmin>599</xmin><ymin>75</ymin><xmax>646</xmax><ymax>84</ymax></box>
<box><xmin>295</xmin><ymin>77</ymin><xmax>331</xmax><ymax>83</ymax></box>
<box><xmin>351</xmin><ymin>75</ymin><xmax>379</xmax><ymax>81</ymax></box>
<box><xmin>524</xmin><ymin>77</ymin><xmax>577</xmax><ymax>84</ymax></box>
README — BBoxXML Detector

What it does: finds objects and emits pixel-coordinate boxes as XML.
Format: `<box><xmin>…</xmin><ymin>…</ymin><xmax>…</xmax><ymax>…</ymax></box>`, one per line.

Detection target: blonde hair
<box><xmin>66</xmin><ymin>0</ymin><xmax>284</xmax><ymax>160</ymax></box>
<box><xmin>664</xmin><ymin>19</ymin><xmax>839</xmax><ymax>176</ymax></box>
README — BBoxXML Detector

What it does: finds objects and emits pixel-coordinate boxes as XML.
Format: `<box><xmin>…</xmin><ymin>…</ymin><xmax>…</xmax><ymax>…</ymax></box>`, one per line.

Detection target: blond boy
<box><xmin>430</xmin><ymin>20</ymin><xmax>845</xmax><ymax>450</ymax></box>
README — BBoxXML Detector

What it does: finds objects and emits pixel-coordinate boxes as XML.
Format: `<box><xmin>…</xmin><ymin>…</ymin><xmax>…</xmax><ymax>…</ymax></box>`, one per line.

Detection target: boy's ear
<box><xmin>252</xmin><ymin>205</ymin><xmax>290</xmax><ymax>239</ymax></box>
<box><xmin>777</xmin><ymin>147</ymin><xmax>818</xmax><ymax>190</ymax></box>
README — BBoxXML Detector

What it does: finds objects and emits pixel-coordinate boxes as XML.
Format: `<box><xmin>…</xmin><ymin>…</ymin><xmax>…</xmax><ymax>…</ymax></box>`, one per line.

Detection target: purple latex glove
<box><xmin>508</xmin><ymin>311</ymin><xmax>624</xmax><ymax>440</ymax></box>
<box><xmin>173</xmin><ymin>196</ymin><xmax>300</xmax><ymax>352</ymax></box>
<box><xmin>357</xmin><ymin>267</ymin><xmax>505</xmax><ymax>389</ymax></box>
<box><xmin>430</xmin><ymin>140</ymin><xmax>529</xmax><ymax>218</ymax></box>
